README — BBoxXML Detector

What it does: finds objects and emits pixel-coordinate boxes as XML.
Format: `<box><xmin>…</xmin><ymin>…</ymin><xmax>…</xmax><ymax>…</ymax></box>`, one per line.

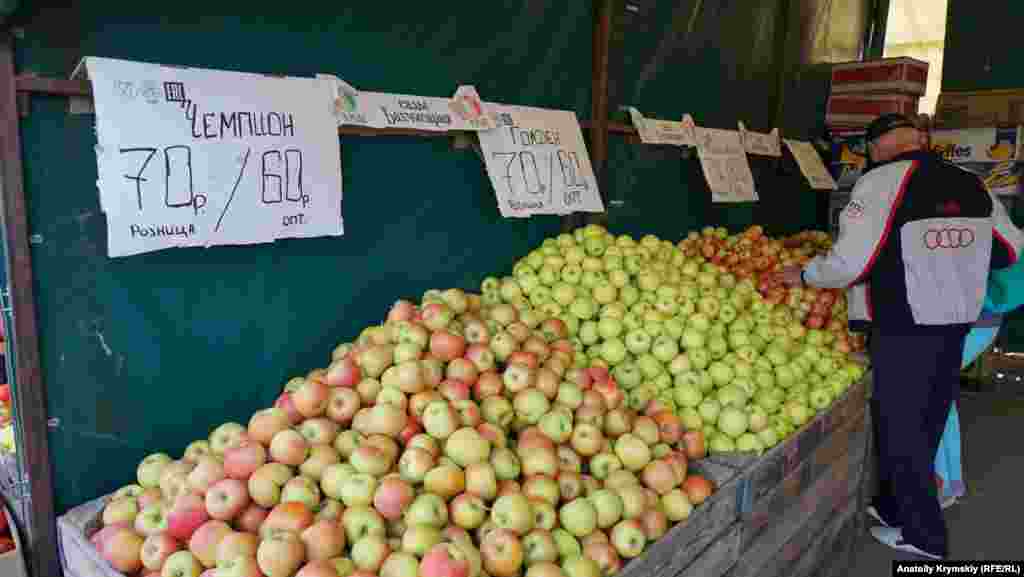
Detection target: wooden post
<box><xmin>578</xmin><ymin>0</ymin><xmax>614</xmax><ymax>231</ymax></box>
<box><xmin>0</xmin><ymin>32</ymin><xmax>61</xmax><ymax>577</ymax></box>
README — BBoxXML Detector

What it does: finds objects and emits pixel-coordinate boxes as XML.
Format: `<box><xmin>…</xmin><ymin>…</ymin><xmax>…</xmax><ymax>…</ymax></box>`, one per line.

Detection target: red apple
<box><xmin>166</xmin><ymin>493</ymin><xmax>210</xmax><ymax>541</ymax></box>
<box><xmin>188</xmin><ymin>520</ymin><xmax>233</xmax><ymax>568</ymax></box>
<box><xmin>100</xmin><ymin>528</ymin><xmax>145</xmax><ymax>574</ymax></box>
<box><xmin>301</xmin><ymin>519</ymin><xmax>347</xmax><ymax>561</ymax></box>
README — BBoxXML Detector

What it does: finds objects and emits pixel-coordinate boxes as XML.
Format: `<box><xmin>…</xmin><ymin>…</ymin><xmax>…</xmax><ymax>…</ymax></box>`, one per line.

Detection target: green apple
<box><xmin>558</xmin><ymin>498</ymin><xmax>598</xmax><ymax>537</ymax></box>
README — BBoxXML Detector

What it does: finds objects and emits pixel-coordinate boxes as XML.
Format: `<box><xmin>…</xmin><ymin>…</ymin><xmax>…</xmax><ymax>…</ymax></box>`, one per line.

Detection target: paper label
<box><xmin>479</xmin><ymin>104</ymin><xmax>605</xmax><ymax>217</ymax></box>
<box><xmin>784</xmin><ymin>139</ymin><xmax>838</xmax><ymax>190</ymax></box>
<box><xmin>86</xmin><ymin>57</ymin><xmax>344</xmax><ymax>257</ymax></box>
<box><xmin>738</xmin><ymin>122</ymin><xmax>782</xmax><ymax>156</ymax></box>
<box><xmin>625</xmin><ymin>107</ymin><xmax>697</xmax><ymax>146</ymax></box>
<box><xmin>320</xmin><ymin>75</ymin><xmax>494</xmax><ymax>132</ymax></box>
<box><xmin>694</xmin><ymin>127</ymin><xmax>758</xmax><ymax>202</ymax></box>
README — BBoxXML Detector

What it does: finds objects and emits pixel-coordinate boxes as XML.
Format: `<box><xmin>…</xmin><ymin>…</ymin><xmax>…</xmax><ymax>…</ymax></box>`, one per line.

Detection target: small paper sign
<box><xmin>625</xmin><ymin>107</ymin><xmax>697</xmax><ymax>146</ymax></box>
<box><xmin>738</xmin><ymin>122</ymin><xmax>782</xmax><ymax>156</ymax></box>
<box><xmin>319</xmin><ymin>75</ymin><xmax>494</xmax><ymax>132</ymax></box>
<box><xmin>694</xmin><ymin>127</ymin><xmax>758</xmax><ymax>202</ymax></box>
<box><xmin>784</xmin><ymin>139</ymin><xmax>838</xmax><ymax>190</ymax></box>
<box><xmin>479</xmin><ymin>104</ymin><xmax>605</xmax><ymax>217</ymax></box>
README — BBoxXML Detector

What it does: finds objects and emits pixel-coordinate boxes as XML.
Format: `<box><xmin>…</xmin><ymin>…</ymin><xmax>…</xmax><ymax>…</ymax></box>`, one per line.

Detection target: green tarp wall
<box><xmin>8</xmin><ymin>0</ymin><xmax>832</xmax><ymax>513</ymax></box>
<box><xmin>943</xmin><ymin>0</ymin><xmax>1024</xmax><ymax>351</ymax></box>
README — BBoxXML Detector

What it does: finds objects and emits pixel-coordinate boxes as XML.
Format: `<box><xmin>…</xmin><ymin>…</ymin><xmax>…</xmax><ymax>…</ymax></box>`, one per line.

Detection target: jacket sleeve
<box><xmin>987</xmin><ymin>186</ymin><xmax>1024</xmax><ymax>270</ymax></box>
<box><xmin>802</xmin><ymin>161</ymin><xmax>917</xmax><ymax>289</ymax></box>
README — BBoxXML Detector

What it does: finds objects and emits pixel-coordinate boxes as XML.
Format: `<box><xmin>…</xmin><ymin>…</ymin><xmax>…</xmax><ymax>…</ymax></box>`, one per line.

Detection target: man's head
<box><xmin>865</xmin><ymin>113</ymin><xmax>923</xmax><ymax>164</ymax></box>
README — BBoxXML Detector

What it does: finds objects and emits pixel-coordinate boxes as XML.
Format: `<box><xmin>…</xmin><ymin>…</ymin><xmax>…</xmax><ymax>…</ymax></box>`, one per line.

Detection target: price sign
<box><xmin>784</xmin><ymin>139</ymin><xmax>838</xmax><ymax>190</ymax></box>
<box><xmin>479</xmin><ymin>104</ymin><xmax>605</xmax><ymax>217</ymax></box>
<box><xmin>694</xmin><ymin>127</ymin><xmax>758</xmax><ymax>203</ymax></box>
<box><xmin>83</xmin><ymin>57</ymin><xmax>343</xmax><ymax>257</ymax></box>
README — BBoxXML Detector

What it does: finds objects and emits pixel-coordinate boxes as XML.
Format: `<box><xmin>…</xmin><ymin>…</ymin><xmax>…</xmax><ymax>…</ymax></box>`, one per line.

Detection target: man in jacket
<box><xmin>782</xmin><ymin>113</ymin><xmax>1024</xmax><ymax>559</ymax></box>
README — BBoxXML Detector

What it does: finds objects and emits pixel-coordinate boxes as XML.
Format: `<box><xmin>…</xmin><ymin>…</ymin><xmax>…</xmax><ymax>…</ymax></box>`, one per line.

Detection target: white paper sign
<box><xmin>694</xmin><ymin>128</ymin><xmax>758</xmax><ymax>202</ymax></box>
<box><xmin>738</xmin><ymin>122</ymin><xmax>782</xmax><ymax>157</ymax></box>
<box><xmin>319</xmin><ymin>75</ymin><xmax>494</xmax><ymax>132</ymax></box>
<box><xmin>625</xmin><ymin>107</ymin><xmax>697</xmax><ymax>146</ymax></box>
<box><xmin>478</xmin><ymin>104</ymin><xmax>605</xmax><ymax>217</ymax></box>
<box><xmin>784</xmin><ymin>139</ymin><xmax>838</xmax><ymax>190</ymax></box>
<box><xmin>84</xmin><ymin>57</ymin><xmax>343</xmax><ymax>257</ymax></box>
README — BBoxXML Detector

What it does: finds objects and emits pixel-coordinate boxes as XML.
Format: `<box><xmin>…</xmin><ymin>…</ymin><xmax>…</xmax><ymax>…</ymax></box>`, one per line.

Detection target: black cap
<box><xmin>865</xmin><ymin>113</ymin><xmax>917</xmax><ymax>143</ymax></box>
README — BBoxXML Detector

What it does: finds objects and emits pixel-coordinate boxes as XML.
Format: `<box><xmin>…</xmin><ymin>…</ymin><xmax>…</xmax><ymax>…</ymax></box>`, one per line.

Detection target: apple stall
<box><xmin>0</xmin><ymin>4</ymin><xmax>880</xmax><ymax>577</ymax></box>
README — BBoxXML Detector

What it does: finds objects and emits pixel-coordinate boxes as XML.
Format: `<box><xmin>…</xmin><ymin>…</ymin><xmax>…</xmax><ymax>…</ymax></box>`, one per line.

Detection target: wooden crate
<box><xmin>810</xmin><ymin>499</ymin><xmax>864</xmax><ymax>577</ymax></box>
<box><xmin>725</xmin><ymin>417</ymin><xmax>870</xmax><ymax>577</ymax></box>
<box><xmin>617</xmin><ymin>460</ymin><xmax>743</xmax><ymax>577</ymax></box>
<box><xmin>677</xmin><ymin>522</ymin><xmax>742</xmax><ymax>577</ymax></box>
<box><xmin>787</xmin><ymin>495</ymin><xmax>861</xmax><ymax>577</ymax></box>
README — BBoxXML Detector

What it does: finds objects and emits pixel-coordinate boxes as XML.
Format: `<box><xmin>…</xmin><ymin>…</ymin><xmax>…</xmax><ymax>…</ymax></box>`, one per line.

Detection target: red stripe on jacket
<box><xmin>993</xmin><ymin>229</ymin><xmax>1018</xmax><ymax>265</ymax></box>
<box><xmin>850</xmin><ymin>160</ymin><xmax>919</xmax><ymax>286</ymax></box>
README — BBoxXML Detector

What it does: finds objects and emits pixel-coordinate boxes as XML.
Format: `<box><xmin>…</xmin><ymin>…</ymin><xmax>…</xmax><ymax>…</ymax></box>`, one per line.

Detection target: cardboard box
<box><xmin>826</xmin><ymin>94</ymin><xmax>919</xmax><ymax>128</ymax></box>
<box><xmin>930</xmin><ymin>126</ymin><xmax>1023</xmax><ymax>196</ymax></box>
<box><xmin>934</xmin><ymin>89</ymin><xmax>1024</xmax><ymax>128</ymax></box>
<box><xmin>830</xmin><ymin>57</ymin><xmax>929</xmax><ymax>96</ymax></box>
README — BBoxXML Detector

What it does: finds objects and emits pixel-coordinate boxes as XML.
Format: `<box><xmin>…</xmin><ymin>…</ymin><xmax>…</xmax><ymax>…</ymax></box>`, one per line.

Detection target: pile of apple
<box><xmin>90</xmin><ymin>285</ymin><xmax>717</xmax><ymax>577</ymax></box>
<box><xmin>480</xmin><ymin>225</ymin><xmax>866</xmax><ymax>456</ymax></box>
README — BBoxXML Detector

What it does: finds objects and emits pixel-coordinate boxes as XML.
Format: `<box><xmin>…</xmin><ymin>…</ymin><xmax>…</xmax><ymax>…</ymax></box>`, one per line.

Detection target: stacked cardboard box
<box><xmin>826</xmin><ymin>57</ymin><xmax>929</xmax><ymax>130</ymax></box>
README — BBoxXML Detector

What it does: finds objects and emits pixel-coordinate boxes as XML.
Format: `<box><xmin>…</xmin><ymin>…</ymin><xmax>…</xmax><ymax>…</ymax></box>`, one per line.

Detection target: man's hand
<box><xmin>781</xmin><ymin>265</ymin><xmax>804</xmax><ymax>288</ymax></box>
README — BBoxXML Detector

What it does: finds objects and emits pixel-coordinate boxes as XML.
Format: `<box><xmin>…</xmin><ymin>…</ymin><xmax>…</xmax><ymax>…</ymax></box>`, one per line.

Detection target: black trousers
<box><xmin>869</xmin><ymin>326</ymin><xmax>967</xmax><ymax>557</ymax></box>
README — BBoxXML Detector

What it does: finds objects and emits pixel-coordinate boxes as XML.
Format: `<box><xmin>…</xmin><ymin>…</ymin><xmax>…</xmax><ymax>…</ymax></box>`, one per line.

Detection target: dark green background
<box><xmin>11</xmin><ymin>1</ymin><xmax>829</xmax><ymax>513</ymax></box>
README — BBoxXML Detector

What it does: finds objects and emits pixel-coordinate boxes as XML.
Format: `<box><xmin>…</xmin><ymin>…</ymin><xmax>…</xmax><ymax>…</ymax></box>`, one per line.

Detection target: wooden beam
<box><xmin>0</xmin><ymin>33</ymin><xmax>61</xmax><ymax>577</ymax></box>
<box><xmin>582</xmin><ymin>0</ymin><xmax>614</xmax><ymax>231</ymax></box>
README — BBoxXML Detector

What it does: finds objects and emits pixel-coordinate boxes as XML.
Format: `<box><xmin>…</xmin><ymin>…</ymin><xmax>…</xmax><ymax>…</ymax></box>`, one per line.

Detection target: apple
<box><xmin>661</xmin><ymin>489</ymin><xmax>693</xmax><ymax>522</ymax></box>
<box><xmin>374</xmin><ymin>478</ymin><xmax>415</xmax><ymax>521</ymax></box>
<box><xmin>300</xmin><ymin>444</ymin><xmax>342</xmax><ymax>481</ymax></box>
<box><xmin>570</xmin><ymin>424</ymin><xmax>604</xmax><ymax>457</ymax></box>
<box><xmin>338</xmin><ymin>473</ymin><xmax>378</xmax><ymax>508</ymax></box>
<box><xmin>133</xmin><ymin>501</ymin><xmax>169</xmax><ymax>536</ymax></box>
<box><xmin>316</xmin><ymin>499</ymin><xmax>344</xmax><ymax>523</ymax></box>
<box><xmin>481</xmin><ymin>529</ymin><xmax>524</xmax><ymax>577</ymax></box>
<box><xmin>424</xmin><ymin>464</ymin><xmax>466</xmax><ymax>500</ymax></box>
<box><xmin>166</xmin><ymin>493</ymin><xmax>209</xmax><ymax>541</ymax></box>
<box><xmin>682</xmin><ymin>475</ymin><xmax>714</xmax><ymax>505</ymax></box>
<box><xmin>450</xmin><ymin>493</ymin><xmax>488</xmax><ymax>529</ymax></box>
<box><xmin>402</xmin><ymin>524</ymin><xmax>443</xmax><ymax>557</ymax></box>
<box><xmin>557</xmin><ymin>447</ymin><xmax>582</xmax><ymax>474</ymax></box>
<box><xmin>334</xmin><ymin>430</ymin><xmax>365</xmax><ymax>459</ymax></box>
<box><xmin>490</xmin><ymin>448</ymin><xmax>521</xmax><ymax>481</ymax></box>
<box><xmin>137</xmin><ymin>453</ymin><xmax>173</xmax><ymax>489</ymax></box>
<box><xmin>204</xmin><ymin>478</ymin><xmax>250</xmax><ymax>521</ymax></box>
<box><xmin>612</xmin><ymin>434</ymin><xmax>650</xmax><ymax>472</ymax></box>
<box><xmin>561</xmin><ymin>555</ymin><xmax>601</xmax><ymax>577</ymax></box>
<box><xmin>405</xmin><ymin>494</ymin><xmax>448</xmax><ymax>529</ymax></box>
<box><xmin>444</xmin><ymin>427</ymin><xmax>491</xmax><ymax>467</ymax></box>
<box><xmin>556</xmin><ymin>383</ymin><xmax>584</xmax><ymax>410</ymax></box>
<box><xmin>270</xmin><ymin>429</ymin><xmax>310</xmax><ymax>466</ymax></box>
<box><xmin>160</xmin><ymin>550</ymin><xmax>203</xmax><ymax>577</ymax></box>
<box><xmin>423</xmin><ymin>401</ymin><xmax>460</xmax><ymax>440</ymax></box>
<box><xmin>262</xmin><ymin>502</ymin><xmax>315</xmax><ymax>538</ymax></box>
<box><xmin>326</xmin><ymin>388</ymin><xmax>362</xmax><ymax>425</ymax></box>
<box><xmin>352</xmin><ymin>535</ymin><xmax>391</xmax><ymax>573</ymax></box>
<box><xmin>216</xmin><ymin>555</ymin><xmax>265</xmax><ymax>577</ymax></box>
<box><xmin>522</xmin><ymin>475</ymin><xmax>560</xmax><ymax>507</ymax></box>
<box><xmin>215</xmin><ymin>531</ymin><xmax>259</xmax><ymax>565</ymax></box>
<box><xmin>257</xmin><ymin>530</ymin><xmax>306</xmax><ymax>577</ymax></box>
<box><xmin>351</xmin><ymin>445</ymin><xmax>394</xmax><ymax>477</ymax></box>
<box><xmin>551</xmin><ymin>528</ymin><xmax>582</xmax><ymax>560</ymax></box>
<box><xmin>531</xmin><ymin>500</ymin><xmax>558</xmax><ymax>531</ymax></box>
<box><xmin>609</xmin><ymin>520</ymin><xmax>645</xmax><ymax>558</ymax></box>
<box><xmin>182</xmin><ymin>441</ymin><xmax>213</xmax><ymax>464</ymax></box>
<box><xmin>420</xmin><ymin>543</ymin><xmax>470</xmax><ymax>577</ymax></box>
<box><xmin>522</xmin><ymin>529</ymin><xmax>558</xmax><ymax>565</ymax></box>
<box><xmin>583</xmin><ymin>542</ymin><xmax>621</xmax><ymax>577</ymax></box>
<box><xmin>186</xmin><ymin>456</ymin><xmax>225</xmax><ymax>496</ymax></box>
<box><xmin>188</xmin><ymin>520</ymin><xmax>232</xmax><ymax>568</ymax></box>
<box><xmin>398</xmin><ymin>448</ymin><xmax>435</xmax><ymax>484</ymax></box>
<box><xmin>588</xmin><ymin>490</ymin><xmax>623</xmax><ymax>529</ymax></box>
<box><xmin>615</xmin><ymin>485</ymin><xmax>646</xmax><ymax>520</ymax></box>
<box><xmin>520</xmin><ymin>447</ymin><xmax>559</xmax><ymax>478</ymax></box>
<box><xmin>588</xmin><ymin>453</ymin><xmax>622</xmax><ymax>481</ymax></box>
<box><xmin>141</xmin><ymin>533</ymin><xmax>181</xmax><ymax>572</ymax></box>
<box><xmin>235</xmin><ymin>505</ymin><xmax>268</xmax><ymax>534</ymax></box>
<box><xmin>353</xmin><ymin>403</ymin><xmax>408</xmax><ymax>438</ymax></box>
<box><xmin>557</xmin><ymin>472</ymin><xmax>583</xmax><ymax>502</ymax></box>
<box><xmin>299</xmin><ymin>417</ymin><xmax>340</xmax><ymax>446</ymax></box>
<box><xmin>221</xmin><ymin>441</ymin><xmax>266</xmax><ymax>481</ymax></box>
<box><xmin>558</xmin><ymin>498</ymin><xmax>597</xmax><ymax>538</ymax></box>
<box><xmin>473</xmin><ymin>371</ymin><xmax>503</xmax><ymax>399</ymax></box>
<box><xmin>298</xmin><ymin>519</ymin><xmax>347</xmax><ymax>561</ymax></box>
<box><xmin>103</xmin><ymin>497</ymin><xmax>139</xmax><ymax>526</ymax></box>
<box><xmin>490</xmin><ymin>494</ymin><xmax>533</xmax><ymax>535</ymax></box>
<box><xmin>641</xmin><ymin>508</ymin><xmax>668</xmax><ymax>541</ymax></box>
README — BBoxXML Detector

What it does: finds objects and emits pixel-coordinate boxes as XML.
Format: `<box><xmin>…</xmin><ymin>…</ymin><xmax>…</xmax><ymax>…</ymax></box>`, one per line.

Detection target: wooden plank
<box><xmin>0</xmin><ymin>34</ymin><xmax>62</xmax><ymax>577</ymax></box>
<box><xmin>678</xmin><ymin>522</ymin><xmax>742</xmax><ymax>577</ymax></box>
<box><xmin>617</xmin><ymin>461</ymin><xmax>742</xmax><ymax>577</ymax></box>
<box><xmin>727</xmin><ymin>442</ymin><xmax>867</xmax><ymax>577</ymax></box>
<box><xmin>790</xmin><ymin>498</ymin><xmax>861</xmax><ymax>577</ymax></box>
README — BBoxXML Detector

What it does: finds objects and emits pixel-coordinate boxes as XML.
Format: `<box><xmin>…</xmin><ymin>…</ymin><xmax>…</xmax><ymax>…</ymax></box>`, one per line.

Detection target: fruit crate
<box><xmin>60</xmin><ymin>460</ymin><xmax>745</xmax><ymax>577</ymax></box>
<box><xmin>723</xmin><ymin>413</ymin><xmax>869</xmax><ymax>577</ymax></box>
<box><xmin>56</xmin><ymin>494</ymin><xmax>118</xmax><ymax>577</ymax></box>
<box><xmin>616</xmin><ymin>459</ymin><xmax>744</xmax><ymax>577</ymax></box>
<box><xmin>706</xmin><ymin>375</ymin><xmax>869</xmax><ymax>512</ymax></box>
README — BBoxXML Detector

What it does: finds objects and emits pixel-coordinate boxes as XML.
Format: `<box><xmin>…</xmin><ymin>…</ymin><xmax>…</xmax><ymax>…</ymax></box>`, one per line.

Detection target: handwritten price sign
<box><xmin>84</xmin><ymin>57</ymin><xmax>343</xmax><ymax>257</ymax></box>
<box><xmin>479</xmin><ymin>104</ymin><xmax>604</xmax><ymax>217</ymax></box>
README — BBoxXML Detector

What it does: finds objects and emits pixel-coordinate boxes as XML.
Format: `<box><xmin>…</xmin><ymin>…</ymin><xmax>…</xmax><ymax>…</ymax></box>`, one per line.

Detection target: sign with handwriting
<box><xmin>694</xmin><ymin>127</ymin><xmax>758</xmax><ymax>202</ymax></box>
<box><xmin>319</xmin><ymin>75</ymin><xmax>494</xmax><ymax>132</ymax></box>
<box><xmin>625</xmin><ymin>107</ymin><xmax>697</xmax><ymax>146</ymax></box>
<box><xmin>478</xmin><ymin>104</ymin><xmax>605</xmax><ymax>217</ymax></box>
<box><xmin>82</xmin><ymin>57</ymin><xmax>343</xmax><ymax>257</ymax></box>
<box><xmin>784</xmin><ymin>139</ymin><xmax>838</xmax><ymax>190</ymax></box>
<box><xmin>738</xmin><ymin>122</ymin><xmax>782</xmax><ymax>157</ymax></box>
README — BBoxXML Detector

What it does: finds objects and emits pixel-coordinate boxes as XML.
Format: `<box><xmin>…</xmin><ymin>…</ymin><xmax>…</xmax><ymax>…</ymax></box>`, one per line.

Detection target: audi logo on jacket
<box><xmin>802</xmin><ymin>150</ymin><xmax>1024</xmax><ymax>330</ymax></box>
